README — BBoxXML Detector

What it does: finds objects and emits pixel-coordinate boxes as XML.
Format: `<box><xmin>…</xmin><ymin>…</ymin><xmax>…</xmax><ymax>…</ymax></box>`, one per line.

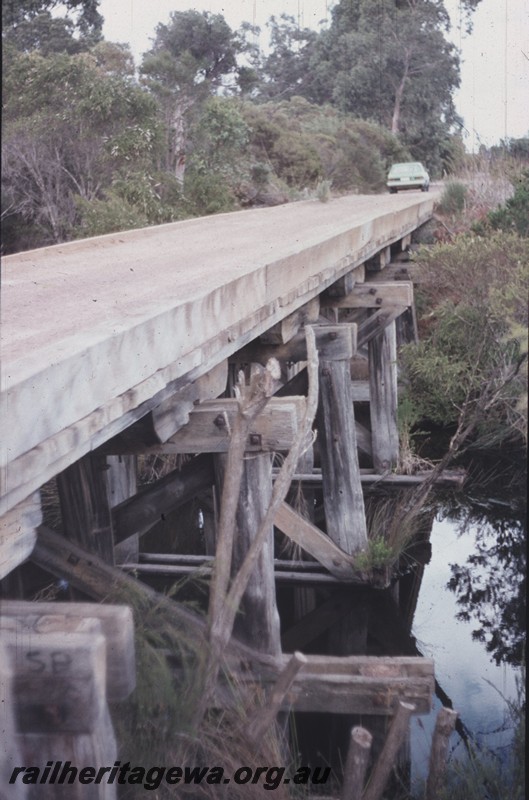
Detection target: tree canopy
<box><xmin>2</xmin><ymin>0</ymin><xmax>500</xmax><ymax>253</ymax></box>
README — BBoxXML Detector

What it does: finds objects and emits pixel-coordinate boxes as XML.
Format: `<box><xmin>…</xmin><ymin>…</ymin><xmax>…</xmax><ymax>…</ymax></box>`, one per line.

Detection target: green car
<box><xmin>387</xmin><ymin>162</ymin><xmax>430</xmax><ymax>193</ymax></box>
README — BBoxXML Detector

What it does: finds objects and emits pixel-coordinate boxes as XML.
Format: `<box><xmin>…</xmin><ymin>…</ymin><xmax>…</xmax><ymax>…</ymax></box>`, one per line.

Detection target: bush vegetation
<box><xmin>401</xmin><ymin>223</ymin><xmax>528</xmax><ymax>452</ymax></box>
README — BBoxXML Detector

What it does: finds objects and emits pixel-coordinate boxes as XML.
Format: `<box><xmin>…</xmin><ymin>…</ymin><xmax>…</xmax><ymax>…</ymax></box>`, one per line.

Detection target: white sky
<box><xmin>99</xmin><ymin>0</ymin><xmax>529</xmax><ymax>150</ymax></box>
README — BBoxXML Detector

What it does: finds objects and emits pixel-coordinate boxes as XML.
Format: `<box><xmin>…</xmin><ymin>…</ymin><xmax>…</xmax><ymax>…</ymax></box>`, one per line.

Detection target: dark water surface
<box><xmin>410</xmin><ymin>512</ymin><xmax>524</xmax><ymax>786</ymax></box>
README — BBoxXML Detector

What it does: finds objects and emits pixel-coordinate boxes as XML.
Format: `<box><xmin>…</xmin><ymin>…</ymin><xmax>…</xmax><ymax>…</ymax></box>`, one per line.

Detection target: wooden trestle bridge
<box><xmin>1</xmin><ymin>191</ymin><xmax>450</xmax><ymax>796</ymax></box>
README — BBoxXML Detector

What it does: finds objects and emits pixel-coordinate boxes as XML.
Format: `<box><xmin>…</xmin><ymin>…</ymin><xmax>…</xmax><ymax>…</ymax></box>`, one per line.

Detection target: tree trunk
<box><xmin>391</xmin><ymin>51</ymin><xmax>410</xmax><ymax>135</ymax></box>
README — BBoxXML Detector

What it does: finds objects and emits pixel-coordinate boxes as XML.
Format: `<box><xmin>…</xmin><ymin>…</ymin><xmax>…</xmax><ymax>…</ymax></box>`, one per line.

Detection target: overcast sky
<box><xmin>99</xmin><ymin>0</ymin><xmax>529</xmax><ymax>150</ymax></box>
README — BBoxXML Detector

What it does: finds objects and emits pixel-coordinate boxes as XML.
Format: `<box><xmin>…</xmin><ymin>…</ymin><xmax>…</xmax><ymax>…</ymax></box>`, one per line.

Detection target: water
<box><xmin>410</xmin><ymin>513</ymin><xmax>524</xmax><ymax>785</ymax></box>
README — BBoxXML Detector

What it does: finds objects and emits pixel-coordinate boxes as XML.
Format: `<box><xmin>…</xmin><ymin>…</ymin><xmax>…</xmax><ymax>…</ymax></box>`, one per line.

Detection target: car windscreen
<box><xmin>389</xmin><ymin>163</ymin><xmax>423</xmax><ymax>176</ymax></box>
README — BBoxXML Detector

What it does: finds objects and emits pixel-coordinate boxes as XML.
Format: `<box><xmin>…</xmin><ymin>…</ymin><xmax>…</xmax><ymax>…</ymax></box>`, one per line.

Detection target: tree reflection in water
<box><xmin>439</xmin><ymin>458</ymin><xmax>526</xmax><ymax>668</ymax></box>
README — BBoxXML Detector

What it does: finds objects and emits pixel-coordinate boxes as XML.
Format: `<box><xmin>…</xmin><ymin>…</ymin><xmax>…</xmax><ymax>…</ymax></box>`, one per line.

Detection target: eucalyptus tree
<box><xmin>2</xmin><ymin>0</ymin><xmax>103</xmax><ymax>52</ymax></box>
<box><xmin>140</xmin><ymin>10</ymin><xmax>243</xmax><ymax>185</ymax></box>
<box><xmin>258</xmin><ymin>0</ymin><xmax>483</xmax><ymax>172</ymax></box>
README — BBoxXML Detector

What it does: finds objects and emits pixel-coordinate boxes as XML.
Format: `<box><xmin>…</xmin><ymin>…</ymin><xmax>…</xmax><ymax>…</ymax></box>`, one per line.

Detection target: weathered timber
<box><xmin>0</xmin><ymin>601</ymin><xmax>135</xmax><ymax>701</ymax></box>
<box><xmin>214</xmin><ymin>662</ymin><xmax>433</xmax><ymax>716</ymax></box>
<box><xmin>0</xmin><ymin>643</ymin><xmax>26</xmax><ymax>800</ymax></box>
<box><xmin>214</xmin><ymin>450</ymin><xmax>281</xmax><ymax>655</ymax></box>
<box><xmin>355</xmin><ymin>419</ymin><xmax>373</xmax><ymax>456</ymax></box>
<box><xmin>366</xmin><ymin>245</ymin><xmax>391</xmax><ymax>271</ymax></box>
<box><xmin>120</xmin><ymin>561</ymin><xmax>344</xmax><ymax>585</ymax></box>
<box><xmin>246</xmin><ymin>652</ymin><xmax>308</xmax><ymax>743</ymax></box>
<box><xmin>274</xmin><ymin>503</ymin><xmax>367</xmax><ymax>582</ymax></box>
<box><xmin>322</xmin><ymin>281</ymin><xmax>413</xmax><ymax>309</ymax></box>
<box><xmin>31</xmin><ymin>525</ymin><xmax>279</xmax><ymax>672</ymax></box>
<box><xmin>56</xmin><ymin>452</ymin><xmax>115</xmax><ymax>564</ymax></box>
<box><xmin>341</xmin><ymin>726</ymin><xmax>373</xmax><ymax>800</ymax></box>
<box><xmin>17</xmin><ymin>708</ymin><xmax>118</xmax><ymax>800</ymax></box>
<box><xmin>426</xmin><ymin>707</ymin><xmax>459</xmax><ymax>800</ymax></box>
<box><xmin>112</xmin><ymin>454</ymin><xmax>213</xmax><ymax>543</ymax></box>
<box><xmin>272</xmin><ymin>468</ymin><xmax>466</xmax><ymax>487</ymax></box>
<box><xmin>357</xmin><ymin>306</ymin><xmax>407</xmax><ymax>348</ymax></box>
<box><xmin>108</xmin><ymin>397</ymin><xmax>306</xmax><ymax>454</ymax></box>
<box><xmin>291</xmin><ymin>441</ymin><xmax>317</xmax><ymax>620</ymax></box>
<box><xmin>2</xmin><ymin>629</ymin><xmax>107</xmax><ymax>733</ymax></box>
<box><xmin>0</xmin><ymin>492</ymin><xmax>42</xmax><ymax>580</ymax></box>
<box><xmin>363</xmin><ymin>701</ymin><xmax>415</xmax><ymax>800</ymax></box>
<box><xmin>317</xmin><ymin>354</ymin><xmax>368</xmax><ymax>553</ymax></box>
<box><xmin>233</xmin><ymin>324</ymin><xmax>357</xmax><ymax>367</ymax></box>
<box><xmin>107</xmin><ymin>455</ymin><xmax>138</xmax><ymax>564</ymax></box>
<box><xmin>101</xmin><ymin>362</ymin><xmax>228</xmax><ymax>451</ymax></box>
<box><xmin>327</xmin><ymin>264</ymin><xmax>366</xmax><ymax>297</ymax></box>
<box><xmin>368</xmin><ymin>320</ymin><xmax>399</xmax><ymax>472</ymax></box>
<box><xmin>259</xmin><ymin>297</ymin><xmax>320</xmax><ymax>344</ymax></box>
<box><xmin>351</xmin><ymin>381</ymin><xmax>370</xmax><ymax>401</ymax></box>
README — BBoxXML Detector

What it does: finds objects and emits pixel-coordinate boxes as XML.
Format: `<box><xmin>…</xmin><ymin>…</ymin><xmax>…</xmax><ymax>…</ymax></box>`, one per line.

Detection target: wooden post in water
<box><xmin>363</xmin><ymin>701</ymin><xmax>415</xmax><ymax>800</ymax></box>
<box><xmin>315</xmin><ymin>325</ymin><xmax>367</xmax><ymax>554</ymax></box>
<box><xmin>368</xmin><ymin>320</ymin><xmax>399</xmax><ymax>473</ymax></box>
<box><xmin>341</xmin><ymin>725</ymin><xmax>372</xmax><ymax>800</ymax></box>
<box><xmin>426</xmin><ymin>707</ymin><xmax>459</xmax><ymax>799</ymax></box>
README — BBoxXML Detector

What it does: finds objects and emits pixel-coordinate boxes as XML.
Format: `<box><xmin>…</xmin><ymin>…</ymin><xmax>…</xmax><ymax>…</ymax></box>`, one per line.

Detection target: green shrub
<box><xmin>402</xmin><ymin>232</ymin><xmax>529</xmax><ymax>448</ymax></box>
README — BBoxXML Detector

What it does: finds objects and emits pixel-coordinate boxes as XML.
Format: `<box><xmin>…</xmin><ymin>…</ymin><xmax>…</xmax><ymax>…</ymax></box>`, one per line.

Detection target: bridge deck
<box><xmin>1</xmin><ymin>192</ymin><xmax>435</xmax><ymax>515</ymax></box>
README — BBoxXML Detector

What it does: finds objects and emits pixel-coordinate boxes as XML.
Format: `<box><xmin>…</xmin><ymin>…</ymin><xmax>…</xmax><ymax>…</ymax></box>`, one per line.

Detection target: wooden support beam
<box><xmin>366</xmin><ymin>245</ymin><xmax>391</xmax><ymax>272</ymax></box>
<box><xmin>272</xmin><ymin>468</ymin><xmax>466</xmax><ymax>488</ymax></box>
<box><xmin>351</xmin><ymin>381</ymin><xmax>370</xmax><ymax>402</ymax></box>
<box><xmin>215</xmin><ymin>656</ymin><xmax>434</xmax><ymax>716</ymax></box>
<box><xmin>317</xmin><ymin>355</ymin><xmax>368</xmax><ymax>554</ymax></box>
<box><xmin>100</xmin><ymin>362</ymin><xmax>228</xmax><ymax>451</ymax></box>
<box><xmin>107</xmin><ymin>455</ymin><xmax>138</xmax><ymax>564</ymax></box>
<box><xmin>357</xmin><ymin>307</ymin><xmax>407</xmax><ymax>348</ymax></box>
<box><xmin>106</xmin><ymin>397</ymin><xmax>306</xmax><ymax>455</ymax></box>
<box><xmin>233</xmin><ymin>324</ymin><xmax>357</xmax><ymax>367</ymax></box>
<box><xmin>30</xmin><ymin>526</ymin><xmax>278</xmax><ymax>673</ymax></box>
<box><xmin>327</xmin><ymin>264</ymin><xmax>366</xmax><ymax>297</ymax></box>
<box><xmin>245</xmin><ymin>652</ymin><xmax>308</xmax><ymax>742</ymax></box>
<box><xmin>56</xmin><ymin>452</ymin><xmax>115</xmax><ymax>564</ymax></box>
<box><xmin>323</xmin><ymin>281</ymin><xmax>413</xmax><ymax>309</ymax></box>
<box><xmin>112</xmin><ymin>454</ymin><xmax>213</xmax><ymax>543</ymax></box>
<box><xmin>119</xmin><ymin>561</ymin><xmax>346</xmax><ymax>585</ymax></box>
<box><xmin>214</xmin><ymin>450</ymin><xmax>281</xmax><ymax>656</ymax></box>
<box><xmin>259</xmin><ymin>297</ymin><xmax>320</xmax><ymax>344</ymax></box>
<box><xmin>0</xmin><ymin>492</ymin><xmax>41</xmax><ymax>580</ymax></box>
<box><xmin>369</xmin><ymin>321</ymin><xmax>399</xmax><ymax>472</ymax></box>
<box><xmin>274</xmin><ymin>503</ymin><xmax>367</xmax><ymax>583</ymax></box>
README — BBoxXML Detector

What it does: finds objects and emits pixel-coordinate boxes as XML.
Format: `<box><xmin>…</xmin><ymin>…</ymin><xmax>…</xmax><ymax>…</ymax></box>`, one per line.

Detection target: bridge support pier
<box><xmin>317</xmin><ymin>351</ymin><xmax>368</xmax><ymax>555</ymax></box>
<box><xmin>368</xmin><ymin>320</ymin><xmax>399</xmax><ymax>472</ymax></box>
<box><xmin>214</xmin><ymin>450</ymin><xmax>281</xmax><ymax>656</ymax></box>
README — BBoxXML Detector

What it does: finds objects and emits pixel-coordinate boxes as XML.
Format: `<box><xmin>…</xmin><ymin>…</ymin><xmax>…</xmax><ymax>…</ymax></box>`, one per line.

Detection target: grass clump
<box><xmin>437</xmin><ymin>180</ymin><xmax>467</xmax><ymax>215</ymax></box>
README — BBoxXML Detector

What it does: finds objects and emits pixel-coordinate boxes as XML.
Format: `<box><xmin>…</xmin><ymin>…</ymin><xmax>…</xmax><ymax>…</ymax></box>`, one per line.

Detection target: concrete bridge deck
<box><xmin>1</xmin><ymin>191</ymin><xmax>435</xmax><ymax>524</ymax></box>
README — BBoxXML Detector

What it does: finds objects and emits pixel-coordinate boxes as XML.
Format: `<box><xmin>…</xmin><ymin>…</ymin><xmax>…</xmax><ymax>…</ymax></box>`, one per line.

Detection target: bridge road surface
<box><xmin>1</xmin><ymin>191</ymin><xmax>437</xmax><ymax>519</ymax></box>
